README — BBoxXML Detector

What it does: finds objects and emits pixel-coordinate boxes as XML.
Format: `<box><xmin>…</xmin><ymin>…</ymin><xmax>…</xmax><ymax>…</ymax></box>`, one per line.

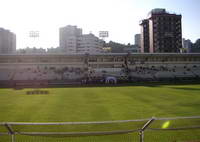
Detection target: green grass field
<box><xmin>0</xmin><ymin>84</ymin><xmax>200</xmax><ymax>142</ymax></box>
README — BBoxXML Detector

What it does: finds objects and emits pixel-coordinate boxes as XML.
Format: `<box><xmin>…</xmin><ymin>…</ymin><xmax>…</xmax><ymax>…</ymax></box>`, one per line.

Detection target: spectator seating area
<box><xmin>0</xmin><ymin>64</ymin><xmax>200</xmax><ymax>84</ymax></box>
<box><xmin>0</xmin><ymin>66</ymin><xmax>87</xmax><ymax>81</ymax></box>
<box><xmin>0</xmin><ymin>69</ymin><xmax>13</xmax><ymax>81</ymax></box>
<box><xmin>129</xmin><ymin>64</ymin><xmax>200</xmax><ymax>80</ymax></box>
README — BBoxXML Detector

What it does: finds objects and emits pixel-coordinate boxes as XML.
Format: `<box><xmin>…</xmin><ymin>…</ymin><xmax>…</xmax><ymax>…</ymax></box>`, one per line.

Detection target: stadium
<box><xmin>0</xmin><ymin>53</ymin><xmax>200</xmax><ymax>87</ymax></box>
<box><xmin>0</xmin><ymin>53</ymin><xmax>200</xmax><ymax>142</ymax></box>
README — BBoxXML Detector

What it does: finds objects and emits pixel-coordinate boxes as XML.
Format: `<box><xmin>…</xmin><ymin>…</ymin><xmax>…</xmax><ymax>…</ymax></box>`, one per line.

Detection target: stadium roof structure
<box><xmin>0</xmin><ymin>53</ymin><xmax>200</xmax><ymax>56</ymax></box>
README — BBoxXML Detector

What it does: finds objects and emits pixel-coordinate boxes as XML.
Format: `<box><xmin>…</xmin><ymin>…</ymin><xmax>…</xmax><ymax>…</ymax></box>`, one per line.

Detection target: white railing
<box><xmin>1</xmin><ymin>116</ymin><xmax>200</xmax><ymax>142</ymax></box>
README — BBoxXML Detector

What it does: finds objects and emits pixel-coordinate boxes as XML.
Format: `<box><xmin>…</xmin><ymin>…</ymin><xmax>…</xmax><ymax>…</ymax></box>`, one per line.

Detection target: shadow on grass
<box><xmin>169</xmin><ymin>87</ymin><xmax>200</xmax><ymax>91</ymax></box>
<box><xmin>8</xmin><ymin>80</ymin><xmax>200</xmax><ymax>90</ymax></box>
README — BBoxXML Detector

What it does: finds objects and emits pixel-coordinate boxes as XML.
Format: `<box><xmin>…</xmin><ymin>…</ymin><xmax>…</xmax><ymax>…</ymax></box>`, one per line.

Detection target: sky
<box><xmin>0</xmin><ymin>0</ymin><xmax>199</xmax><ymax>49</ymax></box>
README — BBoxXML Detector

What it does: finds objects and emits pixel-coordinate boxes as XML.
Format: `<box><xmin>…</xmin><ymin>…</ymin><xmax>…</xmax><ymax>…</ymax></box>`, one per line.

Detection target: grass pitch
<box><xmin>0</xmin><ymin>84</ymin><xmax>200</xmax><ymax>141</ymax></box>
<box><xmin>1</xmin><ymin>84</ymin><xmax>200</xmax><ymax>122</ymax></box>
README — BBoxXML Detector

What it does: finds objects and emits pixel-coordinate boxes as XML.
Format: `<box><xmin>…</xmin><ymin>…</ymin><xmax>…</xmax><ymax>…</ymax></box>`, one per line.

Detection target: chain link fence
<box><xmin>1</xmin><ymin>116</ymin><xmax>200</xmax><ymax>142</ymax></box>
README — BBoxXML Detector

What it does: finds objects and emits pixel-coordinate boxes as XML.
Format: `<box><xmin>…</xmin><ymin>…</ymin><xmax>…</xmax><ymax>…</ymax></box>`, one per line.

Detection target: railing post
<box><xmin>11</xmin><ymin>134</ymin><xmax>15</xmax><ymax>142</ymax></box>
<box><xmin>139</xmin><ymin>117</ymin><xmax>155</xmax><ymax>142</ymax></box>
<box><xmin>139</xmin><ymin>130</ymin><xmax>144</xmax><ymax>142</ymax></box>
<box><xmin>4</xmin><ymin>123</ymin><xmax>15</xmax><ymax>142</ymax></box>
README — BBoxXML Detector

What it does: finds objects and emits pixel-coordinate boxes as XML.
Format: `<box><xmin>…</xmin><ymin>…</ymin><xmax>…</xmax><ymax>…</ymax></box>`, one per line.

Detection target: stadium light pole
<box><xmin>99</xmin><ymin>31</ymin><xmax>109</xmax><ymax>41</ymax></box>
<box><xmin>29</xmin><ymin>31</ymin><xmax>40</xmax><ymax>48</ymax></box>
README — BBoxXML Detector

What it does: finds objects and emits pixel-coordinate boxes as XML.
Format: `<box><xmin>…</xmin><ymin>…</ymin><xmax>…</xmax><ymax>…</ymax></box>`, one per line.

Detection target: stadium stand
<box><xmin>0</xmin><ymin>53</ymin><xmax>200</xmax><ymax>86</ymax></box>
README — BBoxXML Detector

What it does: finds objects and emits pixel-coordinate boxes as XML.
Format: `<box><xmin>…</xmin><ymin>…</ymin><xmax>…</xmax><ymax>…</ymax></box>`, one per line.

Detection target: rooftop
<box><xmin>147</xmin><ymin>8</ymin><xmax>181</xmax><ymax>18</ymax></box>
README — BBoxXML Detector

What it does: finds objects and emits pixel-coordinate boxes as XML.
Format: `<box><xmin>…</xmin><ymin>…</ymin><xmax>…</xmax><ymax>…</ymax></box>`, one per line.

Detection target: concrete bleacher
<box><xmin>129</xmin><ymin>64</ymin><xmax>199</xmax><ymax>80</ymax></box>
<box><xmin>0</xmin><ymin>66</ymin><xmax>86</xmax><ymax>82</ymax></box>
<box><xmin>0</xmin><ymin>69</ymin><xmax>13</xmax><ymax>80</ymax></box>
<box><xmin>154</xmin><ymin>71</ymin><xmax>173</xmax><ymax>78</ymax></box>
<box><xmin>190</xmin><ymin>65</ymin><xmax>200</xmax><ymax>77</ymax></box>
<box><xmin>0</xmin><ymin>63</ymin><xmax>200</xmax><ymax>84</ymax></box>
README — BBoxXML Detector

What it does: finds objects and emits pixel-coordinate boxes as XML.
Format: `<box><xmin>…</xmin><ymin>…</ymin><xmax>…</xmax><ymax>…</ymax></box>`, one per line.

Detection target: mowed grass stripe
<box><xmin>0</xmin><ymin>85</ymin><xmax>200</xmax><ymax>122</ymax></box>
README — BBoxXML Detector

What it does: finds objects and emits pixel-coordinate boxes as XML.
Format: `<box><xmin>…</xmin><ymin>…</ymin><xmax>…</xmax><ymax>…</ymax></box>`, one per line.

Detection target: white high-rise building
<box><xmin>59</xmin><ymin>25</ymin><xmax>103</xmax><ymax>54</ymax></box>
<box><xmin>0</xmin><ymin>28</ymin><xmax>16</xmax><ymax>54</ymax></box>
<box><xmin>59</xmin><ymin>25</ymin><xmax>82</xmax><ymax>54</ymax></box>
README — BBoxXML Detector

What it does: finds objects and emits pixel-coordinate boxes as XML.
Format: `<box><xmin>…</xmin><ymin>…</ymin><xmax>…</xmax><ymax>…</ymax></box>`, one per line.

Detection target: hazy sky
<box><xmin>0</xmin><ymin>0</ymin><xmax>199</xmax><ymax>49</ymax></box>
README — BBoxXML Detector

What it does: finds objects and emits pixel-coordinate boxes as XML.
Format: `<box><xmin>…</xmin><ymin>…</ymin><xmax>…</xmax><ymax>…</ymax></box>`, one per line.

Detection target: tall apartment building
<box><xmin>134</xmin><ymin>34</ymin><xmax>141</xmax><ymax>47</ymax></box>
<box><xmin>182</xmin><ymin>38</ymin><xmax>193</xmax><ymax>53</ymax></box>
<box><xmin>0</xmin><ymin>28</ymin><xmax>16</xmax><ymax>54</ymax></box>
<box><xmin>134</xmin><ymin>34</ymin><xmax>141</xmax><ymax>53</ymax></box>
<box><xmin>77</xmin><ymin>33</ymin><xmax>104</xmax><ymax>54</ymax></box>
<box><xmin>140</xmin><ymin>20</ymin><xmax>149</xmax><ymax>53</ymax></box>
<box><xmin>59</xmin><ymin>25</ymin><xmax>82</xmax><ymax>54</ymax></box>
<box><xmin>59</xmin><ymin>25</ymin><xmax>103</xmax><ymax>54</ymax></box>
<box><xmin>140</xmin><ymin>8</ymin><xmax>182</xmax><ymax>53</ymax></box>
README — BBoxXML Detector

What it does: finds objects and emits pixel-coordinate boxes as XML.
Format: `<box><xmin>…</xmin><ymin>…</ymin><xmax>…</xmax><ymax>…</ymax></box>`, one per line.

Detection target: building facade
<box><xmin>134</xmin><ymin>34</ymin><xmax>141</xmax><ymax>53</ymax></box>
<box><xmin>134</xmin><ymin>34</ymin><xmax>141</xmax><ymax>47</ymax></box>
<box><xmin>0</xmin><ymin>28</ymin><xmax>16</xmax><ymax>54</ymax></box>
<box><xmin>59</xmin><ymin>25</ymin><xmax>103</xmax><ymax>54</ymax></box>
<box><xmin>182</xmin><ymin>38</ymin><xmax>193</xmax><ymax>53</ymax></box>
<box><xmin>140</xmin><ymin>20</ymin><xmax>149</xmax><ymax>53</ymax></box>
<box><xmin>77</xmin><ymin>34</ymin><xmax>104</xmax><ymax>54</ymax></box>
<box><xmin>59</xmin><ymin>25</ymin><xmax>82</xmax><ymax>54</ymax></box>
<box><xmin>140</xmin><ymin>9</ymin><xmax>182</xmax><ymax>53</ymax></box>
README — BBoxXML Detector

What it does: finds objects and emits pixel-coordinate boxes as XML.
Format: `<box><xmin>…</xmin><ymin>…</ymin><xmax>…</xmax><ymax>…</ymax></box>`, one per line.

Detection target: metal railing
<box><xmin>0</xmin><ymin>116</ymin><xmax>200</xmax><ymax>142</ymax></box>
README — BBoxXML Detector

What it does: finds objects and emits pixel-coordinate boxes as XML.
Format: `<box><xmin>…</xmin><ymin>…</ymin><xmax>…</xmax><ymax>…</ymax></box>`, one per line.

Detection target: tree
<box><xmin>191</xmin><ymin>39</ymin><xmax>200</xmax><ymax>53</ymax></box>
<box><xmin>104</xmin><ymin>41</ymin><xmax>134</xmax><ymax>53</ymax></box>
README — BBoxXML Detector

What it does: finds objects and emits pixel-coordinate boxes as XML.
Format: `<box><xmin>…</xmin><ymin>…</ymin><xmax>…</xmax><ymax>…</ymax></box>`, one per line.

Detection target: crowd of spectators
<box><xmin>0</xmin><ymin>66</ymin><xmax>87</xmax><ymax>81</ymax></box>
<box><xmin>0</xmin><ymin>64</ymin><xmax>200</xmax><ymax>84</ymax></box>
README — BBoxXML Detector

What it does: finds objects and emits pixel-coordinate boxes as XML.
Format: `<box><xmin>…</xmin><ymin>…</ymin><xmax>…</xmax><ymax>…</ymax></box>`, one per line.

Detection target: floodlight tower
<box><xmin>29</xmin><ymin>31</ymin><xmax>40</xmax><ymax>48</ymax></box>
<box><xmin>99</xmin><ymin>31</ymin><xmax>110</xmax><ymax>53</ymax></box>
<box><xmin>99</xmin><ymin>31</ymin><xmax>109</xmax><ymax>41</ymax></box>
